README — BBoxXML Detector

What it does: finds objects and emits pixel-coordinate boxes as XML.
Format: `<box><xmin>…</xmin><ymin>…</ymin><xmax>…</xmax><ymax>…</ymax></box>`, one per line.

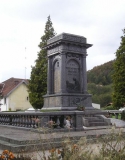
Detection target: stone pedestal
<box><xmin>44</xmin><ymin>93</ymin><xmax>93</xmax><ymax>110</ymax></box>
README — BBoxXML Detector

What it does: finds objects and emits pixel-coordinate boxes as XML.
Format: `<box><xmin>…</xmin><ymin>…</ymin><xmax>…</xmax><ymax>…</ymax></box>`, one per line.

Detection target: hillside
<box><xmin>87</xmin><ymin>60</ymin><xmax>114</xmax><ymax>85</ymax></box>
<box><xmin>87</xmin><ymin>60</ymin><xmax>114</xmax><ymax>107</ymax></box>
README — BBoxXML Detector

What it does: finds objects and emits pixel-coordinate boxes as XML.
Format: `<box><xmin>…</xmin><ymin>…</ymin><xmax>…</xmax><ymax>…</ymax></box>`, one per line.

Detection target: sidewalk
<box><xmin>0</xmin><ymin>118</ymin><xmax>125</xmax><ymax>154</ymax></box>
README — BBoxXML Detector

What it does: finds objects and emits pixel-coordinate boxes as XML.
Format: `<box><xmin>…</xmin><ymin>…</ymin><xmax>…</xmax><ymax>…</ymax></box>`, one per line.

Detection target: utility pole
<box><xmin>25</xmin><ymin>47</ymin><xmax>27</xmax><ymax>79</ymax></box>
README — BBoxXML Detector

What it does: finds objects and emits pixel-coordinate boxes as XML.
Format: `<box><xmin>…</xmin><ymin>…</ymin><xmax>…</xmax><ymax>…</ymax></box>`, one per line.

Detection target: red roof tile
<box><xmin>0</xmin><ymin>77</ymin><xmax>29</xmax><ymax>97</ymax></box>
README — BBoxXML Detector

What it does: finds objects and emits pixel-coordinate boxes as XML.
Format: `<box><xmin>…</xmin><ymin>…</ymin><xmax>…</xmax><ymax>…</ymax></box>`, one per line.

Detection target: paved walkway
<box><xmin>0</xmin><ymin>118</ymin><xmax>125</xmax><ymax>141</ymax></box>
<box><xmin>110</xmin><ymin>118</ymin><xmax>125</xmax><ymax>127</ymax></box>
<box><xmin>0</xmin><ymin>118</ymin><xmax>125</xmax><ymax>158</ymax></box>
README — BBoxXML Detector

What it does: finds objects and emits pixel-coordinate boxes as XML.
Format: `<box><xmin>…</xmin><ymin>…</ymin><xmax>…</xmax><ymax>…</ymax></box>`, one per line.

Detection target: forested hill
<box><xmin>87</xmin><ymin>60</ymin><xmax>115</xmax><ymax>85</ymax></box>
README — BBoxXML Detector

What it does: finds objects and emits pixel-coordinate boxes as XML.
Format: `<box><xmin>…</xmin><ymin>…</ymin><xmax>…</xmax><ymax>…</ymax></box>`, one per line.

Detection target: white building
<box><xmin>0</xmin><ymin>77</ymin><xmax>33</xmax><ymax>111</ymax></box>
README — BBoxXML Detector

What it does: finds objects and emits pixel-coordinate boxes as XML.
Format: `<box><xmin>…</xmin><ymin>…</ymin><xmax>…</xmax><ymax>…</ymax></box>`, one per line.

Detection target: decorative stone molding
<box><xmin>47</xmin><ymin>33</ymin><xmax>86</xmax><ymax>45</ymax></box>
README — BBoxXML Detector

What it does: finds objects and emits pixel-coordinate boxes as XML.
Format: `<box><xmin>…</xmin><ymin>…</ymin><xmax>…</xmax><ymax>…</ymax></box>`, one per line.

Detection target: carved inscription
<box><xmin>66</xmin><ymin>60</ymin><xmax>80</xmax><ymax>93</ymax></box>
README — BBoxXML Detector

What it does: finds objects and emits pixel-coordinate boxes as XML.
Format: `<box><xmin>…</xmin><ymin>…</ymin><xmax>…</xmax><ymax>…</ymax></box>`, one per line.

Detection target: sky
<box><xmin>0</xmin><ymin>0</ymin><xmax>125</xmax><ymax>82</ymax></box>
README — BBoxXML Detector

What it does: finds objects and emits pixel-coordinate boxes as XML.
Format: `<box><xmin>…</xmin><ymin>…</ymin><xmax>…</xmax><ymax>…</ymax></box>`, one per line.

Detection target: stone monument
<box><xmin>43</xmin><ymin>33</ymin><xmax>94</xmax><ymax>110</ymax></box>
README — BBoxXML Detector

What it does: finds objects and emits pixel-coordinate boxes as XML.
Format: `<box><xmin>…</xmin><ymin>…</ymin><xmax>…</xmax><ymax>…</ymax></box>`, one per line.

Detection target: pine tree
<box><xmin>112</xmin><ymin>28</ymin><xmax>125</xmax><ymax>109</ymax></box>
<box><xmin>28</xmin><ymin>16</ymin><xmax>56</xmax><ymax>109</ymax></box>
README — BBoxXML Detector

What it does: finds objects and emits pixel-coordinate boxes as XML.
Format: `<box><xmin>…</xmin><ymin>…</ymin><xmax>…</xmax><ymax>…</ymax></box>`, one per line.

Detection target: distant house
<box><xmin>0</xmin><ymin>77</ymin><xmax>33</xmax><ymax>111</ymax></box>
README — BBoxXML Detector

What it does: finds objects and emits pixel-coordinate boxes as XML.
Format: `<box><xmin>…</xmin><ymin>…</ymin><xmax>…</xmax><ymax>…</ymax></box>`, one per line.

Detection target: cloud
<box><xmin>0</xmin><ymin>0</ymin><xmax>125</xmax><ymax>82</ymax></box>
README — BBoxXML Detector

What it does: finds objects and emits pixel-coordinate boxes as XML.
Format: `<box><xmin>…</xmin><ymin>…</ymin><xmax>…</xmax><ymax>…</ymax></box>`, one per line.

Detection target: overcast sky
<box><xmin>0</xmin><ymin>0</ymin><xmax>125</xmax><ymax>82</ymax></box>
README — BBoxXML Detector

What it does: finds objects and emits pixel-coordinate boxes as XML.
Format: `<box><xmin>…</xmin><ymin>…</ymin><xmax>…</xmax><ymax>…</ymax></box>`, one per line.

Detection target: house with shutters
<box><xmin>0</xmin><ymin>77</ymin><xmax>33</xmax><ymax>111</ymax></box>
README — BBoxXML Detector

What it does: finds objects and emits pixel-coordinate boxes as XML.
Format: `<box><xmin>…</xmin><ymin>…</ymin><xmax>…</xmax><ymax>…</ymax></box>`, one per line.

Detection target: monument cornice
<box><xmin>43</xmin><ymin>33</ymin><xmax>92</xmax><ymax>50</ymax></box>
<box><xmin>47</xmin><ymin>43</ymin><xmax>88</xmax><ymax>56</ymax></box>
<box><xmin>43</xmin><ymin>93</ymin><xmax>92</xmax><ymax>97</ymax></box>
<box><xmin>45</xmin><ymin>40</ymin><xmax>92</xmax><ymax>49</ymax></box>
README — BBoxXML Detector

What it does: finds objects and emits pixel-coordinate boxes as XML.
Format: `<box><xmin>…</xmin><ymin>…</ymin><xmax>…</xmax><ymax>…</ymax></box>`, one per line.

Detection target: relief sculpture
<box><xmin>66</xmin><ymin>78</ymin><xmax>80</xmax><ymax>92</ymax></box>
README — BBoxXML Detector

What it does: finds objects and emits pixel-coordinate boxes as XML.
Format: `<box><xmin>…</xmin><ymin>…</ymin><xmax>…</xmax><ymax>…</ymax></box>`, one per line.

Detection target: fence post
<box><xmin>75</xmin><ymin>111</ymin><xmax>84</xmax><ymax>131</ymax></box>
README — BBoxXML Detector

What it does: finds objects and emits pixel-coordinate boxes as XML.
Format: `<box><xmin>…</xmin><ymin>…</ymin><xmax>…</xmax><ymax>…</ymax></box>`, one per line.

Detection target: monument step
<box><xmin>83</xmin><ymin>125</ymin><xmax>112</xmax><ymax>130</ymax></box>
<box><xmin>85</xmin><ymin>117</ymin><xmax>102</xmax><ymax>121</ymax></box>
<box><xmin>88</xmin><ymin>119</ymin><xmax>104</xmax><ymax>122</ymax></box>
<box><xmin>0</xmin><ymin>135</ymin><xmax>40</xmax><ymax>145</ymax></box>
<box><xmin>89</xmin><ymin>122</ymin><xmax>107</xmax><ymax>127</ymax></box>
<box><xmin>85</xmin><ymin>117</ymin><xmax>101</xmax><ymax>120</ymax></box>
<box><xmin>85</xmin><ymin>117</ymin><xmax>104</xmax><ymax>122</ymax></box>
<box><xmin>0</xmin><ymin>138</ymin><xmax>68</xmax><ymax>153</ymax></box>
<box><xmin>0</xmin><ymin>135</ymin><xmax>98</xmax><ymax>153</ymax></box>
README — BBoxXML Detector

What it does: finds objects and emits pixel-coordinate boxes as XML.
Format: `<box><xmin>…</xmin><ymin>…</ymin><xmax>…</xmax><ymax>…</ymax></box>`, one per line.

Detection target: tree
<box><xmin>88</xmin><ymin>83</ymin><xmax>112</xmax><ymax>107</ymax></box>
<box><xmin>28</xmin><ymin>16</ymin><xmax>56</xmax><ymax>109</ymax></box>
<box><xmin>112</xmin><ymin>28</ymin><xmax>125</xmax><ymax>109</ymax></box>
<box><xmin>87</xmin><ymin>60</ymin><xmax>114</xmax><ymax>85</ymax></box>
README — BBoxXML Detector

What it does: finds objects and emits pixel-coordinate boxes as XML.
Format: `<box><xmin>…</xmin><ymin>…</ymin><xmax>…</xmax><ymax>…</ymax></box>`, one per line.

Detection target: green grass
<box><xmin>111</xmin><ymin>114</ymin><xmax>121</xmax><ymax>120</ymax></box>
<box><xmin>41</xmin><ymin>109</ymin><xmax>60</xmax><ymax>112</ymax></box>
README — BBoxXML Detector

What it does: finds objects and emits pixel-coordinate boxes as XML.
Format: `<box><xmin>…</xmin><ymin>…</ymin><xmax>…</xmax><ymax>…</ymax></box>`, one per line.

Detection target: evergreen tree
<box><xmin>112</xmin><ymin>28</ymin><xmax>125</xmax><ymax>109</ymax></box>
<box><xmin>28</xmin><ymin>16</ymin><xmax>56</xmax><ymax>109</ymax></box>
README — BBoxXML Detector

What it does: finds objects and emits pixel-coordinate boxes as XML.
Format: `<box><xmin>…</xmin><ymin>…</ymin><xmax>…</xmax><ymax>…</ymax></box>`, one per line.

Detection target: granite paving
<box><xmin>0</xmin><ymin>118</ymin><xmax>124</xmax><ymax>140</ymax></box>
<box><xmin>0</xmin><ymin>118</ymin><xmax>125</xmax><ymax>155</ymax></box>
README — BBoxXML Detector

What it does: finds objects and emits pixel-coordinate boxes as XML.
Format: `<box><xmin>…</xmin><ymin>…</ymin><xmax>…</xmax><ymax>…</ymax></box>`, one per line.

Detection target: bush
<box><xmin>103</xmin><ymin>105</ymin><xmax>114</xmax><ymax>110</ymax></box>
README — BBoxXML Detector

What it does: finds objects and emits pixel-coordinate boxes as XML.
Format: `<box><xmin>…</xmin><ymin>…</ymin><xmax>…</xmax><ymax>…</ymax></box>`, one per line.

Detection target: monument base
<box><xmin>43</xmin><ymin>93</ymin><xmax>94</xmax><ymax>110</ymax></box>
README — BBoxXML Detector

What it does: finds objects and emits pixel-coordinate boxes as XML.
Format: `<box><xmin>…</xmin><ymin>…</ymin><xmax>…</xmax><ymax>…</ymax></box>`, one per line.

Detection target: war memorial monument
<box><xmin>0</xmin><ymin>33</ymin><xmax>111</xmax><ymax>136</ymax></box>
<box><xmin>43</xmin><ymin>32</ymin><xmax>93</xmax><ymax>110</ymax></box>
<box><xmin>43</xmin><ymin>32</ymin><xmax>111</xmax><ymax>128</ymax></box>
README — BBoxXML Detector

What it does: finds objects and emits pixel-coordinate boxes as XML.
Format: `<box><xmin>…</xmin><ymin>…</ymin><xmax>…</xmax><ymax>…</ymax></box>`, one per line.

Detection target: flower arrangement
<box><xmin>0</xmin><ymin>150</ymin><xmax>33</xmax><ymax>160</ymax></box>
<box><xmin>77</xmin><ymin>105</ymin><xmax>85</xmax><ymax>111</ymax></box>
<box><xmin>0</xmin><ymin>150</ymin><xmax>15</xmax><ymax>160</ymax></box>
<box><xmin>48</xmin><ymin>119</ymin><xmax>56</xmax><ymax>128</ymax></box>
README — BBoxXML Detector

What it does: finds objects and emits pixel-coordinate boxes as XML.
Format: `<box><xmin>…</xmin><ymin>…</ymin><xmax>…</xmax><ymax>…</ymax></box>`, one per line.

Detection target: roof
<box><xmin>0</xmin><ymin>77</ymin><xmax>29</xmax><ymax>97</ymax></box>
<box><xmin>0</xmin><ymin>83</ymin><xmax>4</xmax><ymax>92</ymax></box>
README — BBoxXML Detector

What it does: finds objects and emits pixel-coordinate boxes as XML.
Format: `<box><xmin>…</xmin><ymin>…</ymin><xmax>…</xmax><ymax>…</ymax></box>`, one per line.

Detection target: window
<box><xmin>27</xmin><ymin>97</ymin><xmax>29</xmax><ymax>101</ymax></box>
